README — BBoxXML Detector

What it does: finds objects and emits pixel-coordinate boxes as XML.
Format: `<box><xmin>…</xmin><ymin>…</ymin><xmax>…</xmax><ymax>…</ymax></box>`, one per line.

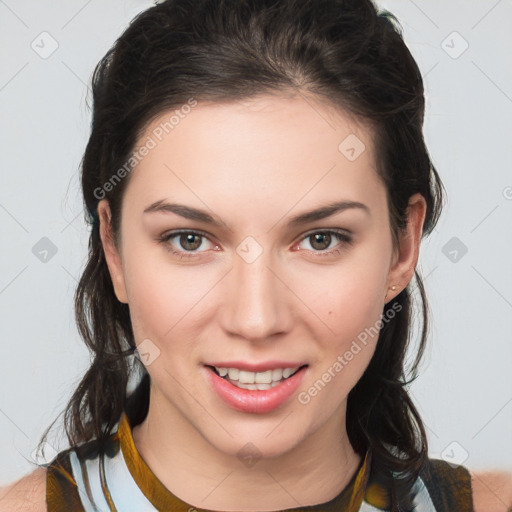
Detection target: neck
<box><xmin>131</xmin><ymin>386</ymin><xmax>362</xmax><ymax>512</ymax></box>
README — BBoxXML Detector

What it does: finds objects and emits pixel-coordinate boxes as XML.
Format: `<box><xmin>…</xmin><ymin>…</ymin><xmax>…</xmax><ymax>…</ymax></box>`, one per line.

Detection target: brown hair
<box><xmin>37</xmin><ymin>1</ymin><xmax>445</xmax><ymax>509</ymax></box>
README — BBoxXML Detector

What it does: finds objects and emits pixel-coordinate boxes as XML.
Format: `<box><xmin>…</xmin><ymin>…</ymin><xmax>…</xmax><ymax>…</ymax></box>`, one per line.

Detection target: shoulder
<box><xmin>469</xmin><ymin>468</ymin><xmax>512</xmax><ymax>512</ymax></box>
<box><xmin>0</xmin><ymin>466</ymin><xmax>47</xmax><ymax>512</ymax></box>
<box><xmin>421</xmin><ymin>458</ymin><xmax>512</xmax><ymax>511</ymax></box>
<box><xmin>417</xmin><ymin>458</ymin><xmax>474</xmax><ymax>511</ymax></box>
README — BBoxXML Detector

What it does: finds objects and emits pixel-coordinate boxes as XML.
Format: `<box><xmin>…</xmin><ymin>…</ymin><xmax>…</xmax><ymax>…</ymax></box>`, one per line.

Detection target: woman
<box><xmin>1</xmin><ymin>0</ymin><xmax>510</xmax><ymax>510</ymax></box>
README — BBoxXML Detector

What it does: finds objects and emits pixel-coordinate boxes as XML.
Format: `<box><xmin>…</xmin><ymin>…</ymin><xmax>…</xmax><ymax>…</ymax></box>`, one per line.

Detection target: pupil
<box><xmin>311</xmin><ymin>233</ymin><xmax>330</xmax><ymax>250</ymax></box>
<box><xmin>181</xmin><ymin>234</ymin><xmax>201</xmax><ymax>250</ymax></box>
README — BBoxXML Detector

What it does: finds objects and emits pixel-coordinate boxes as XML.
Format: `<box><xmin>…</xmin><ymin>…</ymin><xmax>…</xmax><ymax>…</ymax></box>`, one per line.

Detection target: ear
<box><xmin>97</xmin><ymin>199</ymin><xmax>129</xmax><ymax>304</ymax></box>
<box><xmin>384</xmin><ymin>193</ymin><xmax>427</xmax><ymax>303</ymax></box>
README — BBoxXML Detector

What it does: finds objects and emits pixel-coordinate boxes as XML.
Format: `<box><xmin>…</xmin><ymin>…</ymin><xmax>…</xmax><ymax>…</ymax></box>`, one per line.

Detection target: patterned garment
<box><xmin>44</xmin><ymin>412</ymin><xmax>474</xmax><ymax>511</ymax></box>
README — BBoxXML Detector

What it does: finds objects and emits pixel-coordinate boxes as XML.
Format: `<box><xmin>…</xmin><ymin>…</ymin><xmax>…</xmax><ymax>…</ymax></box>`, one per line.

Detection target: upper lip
<box><xmin>205</xmin><ymin>361</ymin><xmax>308</xmax><ymax>372</ymax></box>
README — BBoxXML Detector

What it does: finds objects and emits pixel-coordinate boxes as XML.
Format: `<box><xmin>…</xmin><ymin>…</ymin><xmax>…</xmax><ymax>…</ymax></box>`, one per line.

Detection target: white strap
<box><xmin>69</xmin><ymin>446</ymin><xmax>158</xmax><ymax>511</ymax></box>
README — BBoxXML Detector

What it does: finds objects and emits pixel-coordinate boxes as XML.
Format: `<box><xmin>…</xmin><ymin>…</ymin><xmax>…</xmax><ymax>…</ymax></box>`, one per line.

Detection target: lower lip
<box><xmin>205</xmin><ymin>365</ymin><xmax>307</xmax><ymax>414</ymax></box>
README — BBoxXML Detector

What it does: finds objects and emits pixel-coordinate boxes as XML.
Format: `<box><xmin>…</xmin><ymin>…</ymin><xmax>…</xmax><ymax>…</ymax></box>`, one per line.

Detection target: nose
<box><xmin>220</xmin><ymin>248</ymin><xmax>293</xmax><ymax>342</ymax></box>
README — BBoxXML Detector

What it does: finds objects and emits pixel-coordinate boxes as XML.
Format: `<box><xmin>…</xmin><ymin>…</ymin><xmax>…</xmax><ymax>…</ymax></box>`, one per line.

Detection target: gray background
<box><xmin>1</xmin><ymin>0</ymin><xmax>511</xmax><ymax>486</ymax></box>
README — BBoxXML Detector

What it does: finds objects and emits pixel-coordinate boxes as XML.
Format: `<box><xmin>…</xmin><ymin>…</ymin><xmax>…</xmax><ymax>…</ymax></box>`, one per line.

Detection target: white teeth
<box><xmin>227</xmin><ymin>368</ymin><xmax>239</xmax><ymax>380</ymax></box>
<box><xmin>239</xmin><ymin>370</ymin><xmax>255</xmax><ymax>384</ymax></box>
<box><xmin>272</xmin><ymin>369</ymin><xmax>283</xmax><ymax>381</ymax></box>
<box><xmin>255</xmin><ymin>370</ymin><xmax>272</xmax><ymax>384</ymax></box>
<box><xmin>282</xmin><ymin>368</ymin><xmax>295</xmax><ymax>379</ymax></box>
<box><xmin>214</xmin><ymin>366</ymin><xmax>300</xmax><ymax>385</ymax></box>
<box><xmin>236</xmin><ymin>382</ymin><xmax>282</xmax><ymax>390</ymax></box>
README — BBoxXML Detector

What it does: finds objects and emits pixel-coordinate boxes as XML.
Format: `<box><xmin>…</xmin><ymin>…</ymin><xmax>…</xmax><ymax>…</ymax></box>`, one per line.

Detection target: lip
<box><xmin>204</xmin><ymin>364</ymin><xmax>308</xmax><ymax>414</ymax></box>
<box><xmin>204</xmin><ymin>360</ymin><xmax>307</xmax><ymax>372</ymax></box>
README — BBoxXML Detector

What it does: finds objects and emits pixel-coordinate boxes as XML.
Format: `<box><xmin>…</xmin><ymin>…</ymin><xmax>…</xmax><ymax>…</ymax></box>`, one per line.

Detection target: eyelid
<box><xmin>299</xmin><ymin>227</ymin><xmax>352</xmax><ymax>239</ymax></box>
<box><xmin>159</xmin><ymin>227</ymin><xmax>353</xmax><ymax>260</ymax></box>
<box><xmin>159</xmin><ymin>227</ymin><xmax>351</xmax><ymax>244</ymax></box>
<box><xmin>159</xmin><ymin>229</ymin><xmax>217</xmax><ymax>249</ymax></box>
<box><xmin>295</xmin><ymin>228</ymin><xmax>353</xmax><ymax>251</ymax></box>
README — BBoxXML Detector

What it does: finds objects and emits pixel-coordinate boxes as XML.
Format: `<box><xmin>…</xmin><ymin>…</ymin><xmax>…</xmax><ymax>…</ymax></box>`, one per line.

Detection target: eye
<box><xmin>158</xmin><ymin>228</ymin><xmax>353</xmax><ymax>260</ymax></box>
<box><xmin>158</xmin><ymin>230</ymin><xmax>216</xmax><ymax>259</ymax></box>
<box><xmin>296</xmin><ymin>229</ymin><xmax>353</xmax><ymax>257</ymax></box>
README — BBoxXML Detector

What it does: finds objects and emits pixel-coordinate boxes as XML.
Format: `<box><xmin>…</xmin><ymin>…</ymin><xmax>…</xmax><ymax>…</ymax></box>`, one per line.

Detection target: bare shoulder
<box><xmin>0</xmin><ymin>466</ymin><xmax>47</xmax><ymax>512</ymax></box>
<box><xmin>470</xmin><ymin>468</ymin><xmax>512</xmax><ymax>512</ymax></box>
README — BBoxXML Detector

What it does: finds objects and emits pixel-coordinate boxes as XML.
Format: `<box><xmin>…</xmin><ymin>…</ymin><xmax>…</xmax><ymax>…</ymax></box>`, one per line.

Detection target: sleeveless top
<box><xmin>43</xmin><ymin>411</ymin><xmax>474</xmax><ymax>511</ymax></box>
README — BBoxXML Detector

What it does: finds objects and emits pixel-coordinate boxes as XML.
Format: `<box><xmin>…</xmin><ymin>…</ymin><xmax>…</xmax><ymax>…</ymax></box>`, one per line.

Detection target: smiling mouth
<box><xmin>205</xmin><ymin>364</ymin><xmax>308</xmax><ymax>391</ymax></box>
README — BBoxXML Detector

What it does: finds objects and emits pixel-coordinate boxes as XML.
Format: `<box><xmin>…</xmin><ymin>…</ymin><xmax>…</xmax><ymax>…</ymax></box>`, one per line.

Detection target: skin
<box><xmin>98</xmin><ymin>92</ymin><xmax>426</xmax><ymax>511</ymax></box>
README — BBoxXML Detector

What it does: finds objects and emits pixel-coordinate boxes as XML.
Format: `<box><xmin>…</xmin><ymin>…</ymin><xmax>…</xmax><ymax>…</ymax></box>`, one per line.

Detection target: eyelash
<box><xmin>157</xmin><ymin>229</ymin><xmax>353</xmax><ymax>260</ymax></box>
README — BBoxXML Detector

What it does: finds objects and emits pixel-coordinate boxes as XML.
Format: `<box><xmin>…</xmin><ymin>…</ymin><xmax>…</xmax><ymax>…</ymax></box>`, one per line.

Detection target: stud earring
<box><xmin>385</xmin><ymin>285</ymin><xmax>397</xmax><ymax>300</ymax></box>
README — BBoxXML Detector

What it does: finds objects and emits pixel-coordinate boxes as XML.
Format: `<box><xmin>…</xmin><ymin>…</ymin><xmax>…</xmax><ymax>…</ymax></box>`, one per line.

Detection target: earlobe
<box><xmin>97</xmin><ymin>199</ymin><xmax>129</xmax><ymax>304</ymax></box>
<box><xmin>384</xmin><ymin>193</ymin><xmax>427</xmax><ymax>303</ymax></box>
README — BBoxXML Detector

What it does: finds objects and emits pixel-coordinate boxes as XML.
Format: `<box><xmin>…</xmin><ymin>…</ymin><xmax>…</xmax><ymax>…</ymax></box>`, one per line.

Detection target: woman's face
<box><xmin>99</xmin><ymin>93</ymin><xmax>425</xmax><ymax>460</ymax></box>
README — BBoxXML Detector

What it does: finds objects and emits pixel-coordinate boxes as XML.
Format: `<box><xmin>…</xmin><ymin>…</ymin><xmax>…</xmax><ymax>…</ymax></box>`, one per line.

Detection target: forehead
<box><xmin>121</xmin><ymin>94</ymin><xmax>385</xmax><ymax>221</ymax></box>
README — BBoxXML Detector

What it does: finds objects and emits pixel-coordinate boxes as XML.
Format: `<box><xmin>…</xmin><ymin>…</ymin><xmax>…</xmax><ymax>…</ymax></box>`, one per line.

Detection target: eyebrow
<box><xmin>143</xmin><ymin>199</ymin><xmax>370</xmax><ymax>228</ymax></box>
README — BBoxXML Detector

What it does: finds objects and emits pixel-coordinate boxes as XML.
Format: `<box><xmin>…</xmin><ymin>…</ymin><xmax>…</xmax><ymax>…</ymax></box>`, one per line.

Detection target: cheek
<box><xmin>122</xmin><ymin>250</ymin><xmax>213</xmax><ymax>342</ymax></box>
<box><xmin>302</xmin><ymin>288</ymin><xmax>383</xmax><ymax>412</ymax></box>
<box><xmin>298</xmin><ymin>260</ymin><xmax>387</xmax><ymax>342</ymax></box>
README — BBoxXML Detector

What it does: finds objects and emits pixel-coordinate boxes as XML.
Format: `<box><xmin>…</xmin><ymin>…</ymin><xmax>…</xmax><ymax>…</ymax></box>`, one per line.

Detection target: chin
<box><xmin>202</xmin><ymin>424</ymin><xmax>306</xmax><ymax>461</ymax></box>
